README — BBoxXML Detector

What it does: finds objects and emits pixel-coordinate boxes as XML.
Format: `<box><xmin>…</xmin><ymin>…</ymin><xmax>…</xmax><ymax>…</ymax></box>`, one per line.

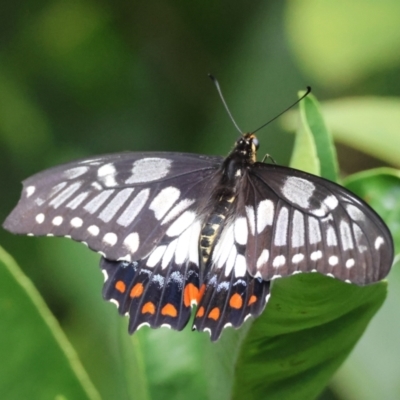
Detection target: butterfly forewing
<box><xmin>3</xmin><ymin>152</ymin><xmax>223</xmax><ymax>262</ymax></box>
<box><xmin>242</xmin><ymin>163</ymin><xmax>393</xmax><ymax>285</ymax></box>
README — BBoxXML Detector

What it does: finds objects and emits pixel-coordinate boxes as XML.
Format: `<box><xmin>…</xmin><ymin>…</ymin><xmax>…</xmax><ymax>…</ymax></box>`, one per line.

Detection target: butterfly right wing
<box><xmin>100</xmin><ymin>210</ymin><xmax>203</xmax><ymax>333</ymax></box>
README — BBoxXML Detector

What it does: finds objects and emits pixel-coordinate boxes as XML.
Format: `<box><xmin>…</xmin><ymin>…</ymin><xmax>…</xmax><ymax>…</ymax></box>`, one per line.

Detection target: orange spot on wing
<box><xmin>161</xmin><ymin>303</ymin><xmax>178</xmax><ymax>317</ymax></box>
<box><xmin>142</xmin><ymin>302</ymin><xmax>155</xmax><ymax>315</ymax></box>
<box><xmin>115</xmin><ymin>280</ymin><xmax>126</xmax><ymax>293</ymax></box>
<box><xmin>196</xmin><ymin>306</ymin><xmax>205</xmax><ymax>317</ymax></box>
<box><xmin>184</xmin><ymin>283</ymin><xmax>199</xmax><ymax>307</ymax></box>
<box><xmin>130</xmin><ymin>283</ymin><xmax>144</xmax><ymax>298</ymax></box>
<box><xmin>229</xmin><ymin>293</ymin><xmax>243</xmax><ymax>309</ymax></box>
<box><xmin>248</xmin><ymin>295</ymin><xmax>257</xmax><ymax>306</ymax></box>
<box><xmin>208</xmin><ymin>307</ymin><xmax>220</xmax><ymax>321</ymax></box>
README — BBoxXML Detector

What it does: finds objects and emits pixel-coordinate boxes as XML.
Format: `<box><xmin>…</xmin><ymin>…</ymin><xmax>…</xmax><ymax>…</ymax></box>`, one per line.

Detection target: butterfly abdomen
<box><xmin>200</xmin><ymin>194</ymin><xmax>235</xmax><ymax>264</ymax></box>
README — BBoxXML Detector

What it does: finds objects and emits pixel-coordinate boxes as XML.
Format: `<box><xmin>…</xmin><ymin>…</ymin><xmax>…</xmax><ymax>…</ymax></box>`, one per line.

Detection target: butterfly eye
<box><xmin>252</xmin><ymin>137</ymin><xmax>259</xmax><ymax>150</ymax></box>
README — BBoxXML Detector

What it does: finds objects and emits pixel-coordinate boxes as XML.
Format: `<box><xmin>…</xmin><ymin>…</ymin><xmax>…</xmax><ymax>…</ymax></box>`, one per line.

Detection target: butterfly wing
<box><xmin>3</xmin><ymin>152</ymin><xmax>223</xmax><ymax>262</ymax></box>
<box><xmin>4</xmin><ymin>151</ymin><xmax>226</xmax><ymax>333</ymax></box>
<box><xmin>241</xmin><ymin>163</ymin><xmax>393</xmax><ymax>285</ymax></box>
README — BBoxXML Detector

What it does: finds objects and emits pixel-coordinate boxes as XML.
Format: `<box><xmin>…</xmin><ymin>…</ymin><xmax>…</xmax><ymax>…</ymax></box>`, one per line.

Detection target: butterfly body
<box><xmin>3</xmin><ymin>133</ymin><xmax>393</xmax><ymax>340</ymax></box>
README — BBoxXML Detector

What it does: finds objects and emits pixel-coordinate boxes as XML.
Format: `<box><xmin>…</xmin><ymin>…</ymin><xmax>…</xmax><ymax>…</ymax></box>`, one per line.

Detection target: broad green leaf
<box><xmin>301</xmin><ymin>94</ymin><xmax>338</xmax><ymax>182</ymax></box>
<box><xmin>285</xmin><ymin>1</ymin><xmax>400</xmax><ymax>88</ymax></box>
<box><xmin>0</xmin><ymin>246</ymin><xmax>100</xmax><ymax>400</ymax></box>
<box><xmin>322</xmin><ymin>98</ymin><xmax>400</xmax><ymax>168</ymax></box>
<box><xmin>232</xmin><ymin>274</ymin><xmax>386</xmax><ymax>400</ymax></box>
<box><xmin>290</xmin><ymin>92</ymin><xmax>338</xmax><ymax>182</ymax></box>
<box><xmin>289</xmin><ymin>100</ymin><xmax>319</xmax><ymax>175</ymax></box>
<box><xmin>344</xmin><ymin>167</ymin><xmax>400</xmax><ymax>253</ymax></box>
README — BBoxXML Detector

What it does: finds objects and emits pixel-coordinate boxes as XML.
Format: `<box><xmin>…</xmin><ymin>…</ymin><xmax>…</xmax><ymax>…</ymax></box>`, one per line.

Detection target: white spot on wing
<box><xmin>256</xmin><ymin>249</ymin><xmax>269</xmax><ymax>269</ymax></box>
<box><xmin>66</xmin><ymin>192</ymin><xmax>89</xmax><ymax>209</ymax></box>
<box><xmin>149</xmin><ymin>187</ymin><xmax>181</xmax><ymax>220</ymax></box>
<box><xmin>137</xmin><ymin>322</ymin><xmax>150</xmax><ymax>331</ymax></box>
<box><xmin>103</xmin><ymin>232</ymin><xmax>118</xmax><ymax>246</ymax></box>
<box><xmin>346</xmin><ymin>258</ymin><xmax>355</xmax><ymax>268</ymax></box>
<box><xmin>116</xmin><ymin>189</ymin><xmax>149</xmax><ymax>227</ymax></box>
<box><xmin>98</xmin><ymin>188</ymin><xmax>134</xmax><ymax>222</ymax></box>
<box><xmin>234</xmin><ymin>254</ymin><xmax>246</xmax><ymax>277</ymax></box>
<box><xmin>52</xmin><ymin>216</ymin><xmax>63</xmax><ymax>226</ymax></box>
<box><xmin>340</xmin><ymin>220</ymin><xmax>354</xmax><ymax>250</ymax></box>
<box><xmin>234</xmin><ymin>217</ymin><xmax>248</xmax><ymax>245</ymax></box>
<box><xmin>274</xmin><ymin>207</ymin><xmax>289</xmax><ymax>246</ymax></box>
<box><xmin>225</xmin><ymin>245</ymin><xmax>237</xmax><ymax>276</ymax></box>
<box><xmin>162</xmin><ymin>240</ymin><xmax>178</xmax><ymax>269</ymax></box>
<box><xmin>166</xmin><ymin>211</ymin><xmax>196</xmax><ymax>237</ymax></box>
<box><xmin>49</xmin><ymin>182</ymin><xmax>82</xmax><ymax>208</ymax></box>
<box><xmin>64</xmin><ymin>166</ymin><xmax>89</xmax><ymax>179</ymax></box>
<box><xmin>97</xmin><ymin>163</ymin><xmax>117</xmax><ymax>187</ymax></box>
<box><xmin>324</xmin><ymin>195</ymin><xmax>339</xmax><ymax>210</ymax></box>
<box><xmin>102</xmin><ymin>269</ymin><xmax>108</xmax><ymax>282</ymax></box>
<box><xmin>329</xmin><ymin>255</ymin><xmax>339</xmax><ymax>266</ymax></box>
<box><xmin>47</xmin><ymin>182</ymin><xmax>67</xmax><ymax>199</ymax></box>
<box><xmin>292</xmin><ymin>210</ymin><xmax>305</xmax><ymax>247</ymax></box>
<box><xmin>308</xmin><ymin>217</ymin><xmax>321</xmax><ymax>244</ymax></box>
<box><xmin>125</xmin><ymin>158</ymin><xmax>172</xmax><ymax>184</ymax></box>
<box><xmin>310</xmin><ymin>250</ymin><xmax>322</xmax><ymax>261</ymax></box>
<box><xmin>109</xmin><ymin>299</ymin><xmax>119</xmax><ymax>308</ymax></box>
<box><xmin>36</xmin><ymin>213</ymin><xmax>45</xmax><ymax>224</ymax></box>
<box><xmin>375</xmin><ymin>236</ymin><xmax>384</xmax><ymax>250</ymax></box>
<box><xmin>71</xmin><ymin>217</ymin><xmax>83</xmax><ymax>228</ymax></box>
<box><xmin>292</xmin><ymin>253</ymin><xmax>304</xmax><ymax>263</ymax></box>
<box><xmin>26</xmin><ymin>186</ymin><xmax>35</xmax><ymax>197</ymax></box>
<box><xmin>346</xmin><ymin>204</ymin><xmax>365</xmax><ymax>222</ymax></box>
<box><xmin>87</xmin><ymin>225</ymin><xmax>99</xmax><ymax>236</ymax></box>
<box><xmin>245</xmin><ymin>205</ymin><xmax>256</xmax><ymax>235</ymax></box>
<box><xmin>162</xmin><ymin>199</ymin><xmax>195</xmax><ymax>224</ymax></box>
<box><xmin>212</xmin><ymin>224</ymin><xmax>234</xmax><ymax>268</ymax></box>
<box><xmin>326</xmin><ymin>226</ymin><xmax>338</xmax><ymax>246</ymax></box>
<box><xmin>272</xmin><ymin>255</ymin><xmax>285</xmax><ymax>268</ymax></box>
<box><xmin>175</xmin><ymin>220</ymin><xmax>201</xmax><ymax>265</ymax></box>
<box><xmin>353</xmin><ymin>224</ymin><xmax>368</xmax><ymax>252</ymax></box>
<box><xmin>256</xmin><ymin>200</ymin><xmax>274</xmax><ymax>233</ymax></box>
<box><xmin>146</xmin><ymin>246</ymin><xmax>166</xmax><ymax>267</ymax></box>
<box><xmin>123</xmin><ymin>232</ymin><xmax>140</xmax><ymax>253</ymax></box>
<box><xmin>282</xmin><ymin>177</ymin><xmax>315</xmax><ymax>208</ymax></box>
<box><xmin>84</xmin><ymin>190</ymin><xmax>115</xmax><ymax>214</ymax></box>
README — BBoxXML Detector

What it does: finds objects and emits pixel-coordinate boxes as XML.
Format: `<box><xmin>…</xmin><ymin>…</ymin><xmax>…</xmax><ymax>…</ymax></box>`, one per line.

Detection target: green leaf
<box><xmin>232</xmin><ymin>274</ymin><xmax>387</xmax><ymax>400</ymax></box>
<box><xmin>0</xmin><ymin>246</ymin><xmax>100</xmax><ymax>400</ymax></box>
<box><xmin>321</xmin><ymin>97</ymin><xmax>400</xmax><ymax>167</ymax></box>
<box><xmin>289</xmin><ymin>92</ymin><xmax>338</xmax><ymax>182</ymax></box>
<box><xmin>344</xmin><ymin>167</ymin><xmax>400</xmax><ymax>254</ymax></box>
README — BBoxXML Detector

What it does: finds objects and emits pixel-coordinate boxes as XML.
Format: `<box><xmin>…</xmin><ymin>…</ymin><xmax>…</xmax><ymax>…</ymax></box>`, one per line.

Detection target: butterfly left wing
<box><xmin>242</xmin><ymin>163</ymin><xmax>393</xmax><ymax>285</ymax></box>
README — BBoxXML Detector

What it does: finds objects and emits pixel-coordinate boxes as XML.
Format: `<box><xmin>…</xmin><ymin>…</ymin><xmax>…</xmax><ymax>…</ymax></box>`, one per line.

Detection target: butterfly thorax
<box><xmin>199</xmin><ymin>133</ymin><xmax>258</xmax><ymax>265</ymax></box>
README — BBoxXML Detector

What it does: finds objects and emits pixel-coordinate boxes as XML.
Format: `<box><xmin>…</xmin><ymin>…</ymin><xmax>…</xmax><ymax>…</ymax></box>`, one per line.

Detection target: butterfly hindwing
<box><xmin>193</xmin><ymin>217</ymin><xmax>271</xmax><ymax>341</ymax></box>
<box><xmin>100</xmin><ymin>215</ymin><xmax>204</xmax><ymax>332</ymax></box>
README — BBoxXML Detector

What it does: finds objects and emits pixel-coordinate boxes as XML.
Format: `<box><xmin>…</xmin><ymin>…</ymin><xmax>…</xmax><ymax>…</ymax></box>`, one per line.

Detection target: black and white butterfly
<box><xmin>3</xmin><ymin>133</ymin><xmax>393</xmax><ymax>340</ymax></box>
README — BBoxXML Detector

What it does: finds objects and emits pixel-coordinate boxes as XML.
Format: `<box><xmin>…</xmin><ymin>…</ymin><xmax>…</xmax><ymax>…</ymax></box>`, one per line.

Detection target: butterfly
<box><xmin>2</xmin><ymin>129</ymin><xmax>394</xmax><ymax>340</ymax></box>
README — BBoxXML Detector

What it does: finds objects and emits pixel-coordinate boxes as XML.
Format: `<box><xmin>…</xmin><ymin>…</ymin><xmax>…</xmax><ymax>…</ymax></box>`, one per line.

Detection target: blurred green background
<box><xmin>1</xmin><ymin>1</ymin><xmax>400</xmax><ymax>399</ymax></box>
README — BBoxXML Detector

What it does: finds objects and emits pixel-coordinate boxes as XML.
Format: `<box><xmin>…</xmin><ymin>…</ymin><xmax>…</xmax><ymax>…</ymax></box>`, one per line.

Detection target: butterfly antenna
<box><xmin>252</xmin><ymin>86</ymin><xmax>311</xmax><ymax>134</ymax></box>
<box><xmin>209</xmin><ymin>74</ymin><xmax>243</xmax><ymax>134</ymax></box>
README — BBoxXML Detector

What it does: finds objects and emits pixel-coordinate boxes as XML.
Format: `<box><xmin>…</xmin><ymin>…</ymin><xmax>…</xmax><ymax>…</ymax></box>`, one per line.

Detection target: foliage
<box><xmin>1</xmin><ymin>1</ymin><xmax>400</xmax><ymax>399</ymax></box>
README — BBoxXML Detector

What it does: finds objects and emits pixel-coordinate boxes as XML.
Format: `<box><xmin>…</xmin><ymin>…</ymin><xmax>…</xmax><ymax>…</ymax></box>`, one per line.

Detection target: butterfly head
<box><xmin>232</xmin><ymin>133</ymin><xmax>259</xmax><ymax>164</ymax></box>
